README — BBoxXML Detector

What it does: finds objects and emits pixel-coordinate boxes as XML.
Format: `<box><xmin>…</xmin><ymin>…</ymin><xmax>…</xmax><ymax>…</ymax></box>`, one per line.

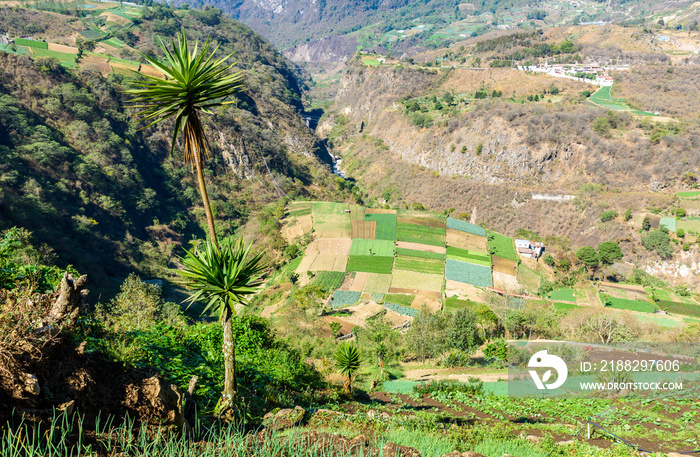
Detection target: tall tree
<box><xmin>178</xmin><ymin>238</ymin><xmax>265</xmax><ymax>416</ymax></box>
<box><xmin>576</xmin><ymin>246</ymin><xmax>599</xmax><ymax>278</ymax></box>
<box><xmin>598</xmin><ymin>241</ymin><xmax>623</xmax><ymax>279</ymax></box>
<box><xmin>125</xmin><ymin>31</ymin><xmax>244</xmax><ymax>245</ymax></box>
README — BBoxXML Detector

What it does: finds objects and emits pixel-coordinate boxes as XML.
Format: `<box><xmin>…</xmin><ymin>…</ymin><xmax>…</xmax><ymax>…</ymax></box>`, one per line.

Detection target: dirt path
<box><xmin>402</xmin><ymin>367</ymin><xmax>508</xmax><ymax>382</ymax></box>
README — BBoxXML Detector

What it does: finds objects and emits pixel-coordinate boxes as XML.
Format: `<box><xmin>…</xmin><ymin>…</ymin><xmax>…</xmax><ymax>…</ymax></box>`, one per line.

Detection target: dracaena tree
<box><xmin>178</xmin><ymin>237</ymin><xmax>265</xmax><ymax>416</ymax></box>
<box><xmin>124</xmin><ymin>30</ymin><xmax>244</xmax><ymax>245</ymax></box>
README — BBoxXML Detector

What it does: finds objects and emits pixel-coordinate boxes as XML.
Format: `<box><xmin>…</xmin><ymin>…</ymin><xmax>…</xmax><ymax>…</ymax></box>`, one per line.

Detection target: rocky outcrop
<box><xmin>284</xmin><ymin>36</ymin><xmax>359</xmax><ymax>63</ymax></box>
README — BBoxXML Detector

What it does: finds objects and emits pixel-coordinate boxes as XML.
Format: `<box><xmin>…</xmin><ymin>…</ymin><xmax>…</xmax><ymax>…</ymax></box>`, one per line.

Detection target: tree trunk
<box><xmin>194</xmin><ymin>151</ymin><xmax>218</xmax><ymax>246</ymax></box>
<box><xmin>220</xmin><ymin>306</ymin><xmax>237</xmax><ymax>413</ymax></box>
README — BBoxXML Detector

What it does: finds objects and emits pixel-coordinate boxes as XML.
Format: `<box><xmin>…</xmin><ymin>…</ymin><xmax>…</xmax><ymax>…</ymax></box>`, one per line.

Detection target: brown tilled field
<box><xmin>446</xmin><ymin>229</ymin><xmax>488</xmax><ymax>251</ymax></box>
<box><xmin>445</xmin><ymin>280</ymin><xmax>486</xmax><ymax>301</ymax></box>
<box><xmin>349</xmin><ymin>272</ymin><xmax>369</xmax><ymax>292</ymax></box>
<box><xmin>366</xmin><ymin>208</ymin><xmax>397</xmax><ymax>214</ymax></box>
<box><xmin>395</xmin><ymin>241</ymin><xmax>446</xmax><ymax>254</ymax></box>
<box><xmin>305</xmin><ymin>238</ymin><xmax>352</xmax><ymax>255</ymax></box>
<box><xmin>309</xmin><ymin>254</ymin><xmax>347</xmax><ymax>272</ymax></box>
<box><xmin>352</xmin><ymin>220</ymin><xmax>376</xmax><ymax>239</ymax></box>
<box><xmin>411</xmin><ymin>294</ymin><xmax>441</xmax><ymax>312</ymax></box>
<box><xmin>47</xmin><ymin>43</ymin><xmax>78</xmax><ymax>53</ymax></box>
<box><xmin>492</xmin><ymin>256</ymin><xmax>517</xmax><ymax>276</ymax></box>
<box><xmin>492</xmin><ymin>271</ymin><xmax>520</xmax><ymax>293</ymax></box>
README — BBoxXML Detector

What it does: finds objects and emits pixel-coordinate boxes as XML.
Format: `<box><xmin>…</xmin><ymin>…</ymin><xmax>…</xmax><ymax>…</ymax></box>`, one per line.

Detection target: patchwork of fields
<box><xmin>283</xmin><ymin>201</ymin><xmax>700</xmax><ymax>331</ymax></box>
<box><xmin>289</xmin><ymin>204</ymin><xmax>519</xmax><ymax>313</ymax></box>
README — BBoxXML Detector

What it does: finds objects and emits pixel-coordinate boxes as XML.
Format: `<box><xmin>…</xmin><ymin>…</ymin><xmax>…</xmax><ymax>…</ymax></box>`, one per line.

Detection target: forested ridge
<box><xmin>0</xmin><ymin>8</ymin><xmax>340</xmax><ymax>293</ymax></box>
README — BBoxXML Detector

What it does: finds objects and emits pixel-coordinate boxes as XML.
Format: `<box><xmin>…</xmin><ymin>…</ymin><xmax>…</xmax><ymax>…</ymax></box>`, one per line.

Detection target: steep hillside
<box><xmin>0</xmin><ymin>5</ymin><xmax>340</xmax><ymax>293</ymax></box>
<box><xmin>319</xmin><ymin>28</ymin><xmax>700</xmax><ymax>251</ymax></box>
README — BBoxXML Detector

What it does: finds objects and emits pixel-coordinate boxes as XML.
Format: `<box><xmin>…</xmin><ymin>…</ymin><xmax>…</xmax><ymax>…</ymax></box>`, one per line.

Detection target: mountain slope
<box><xmin>0</xmin><ymin>5</ymin><xmax>339</xmax><ymax>293</ymax></box>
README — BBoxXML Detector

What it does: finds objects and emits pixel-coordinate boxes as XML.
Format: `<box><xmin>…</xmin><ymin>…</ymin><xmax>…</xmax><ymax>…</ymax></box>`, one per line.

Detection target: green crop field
<box><xmin>397</xmin><ymin>209</ymin><xmax>445</xmax><ymax>221</ymax></box>
<box><xmin>445</xmin><ymin>296</ymin><xmax>481</xmax><ymax>311</ymax></box>
<box><xmin>349</xmin><ymin>238</ymin><xmax>394</xmax><ymax>257</ymax></box>
<box><xmin>553</xmin><ymin>302</ymin><xmax>581</xmax><ymax>312</ymax></box>
<box><xmin>487</xmin><ymin>232</ymin><xmax>517</xmax><ymax>260</ymax></box>
<box><xmin>288</xmin><ymin>207</ymin><xmax>312</xmax><ymax>217</ymax></box>
<box><xmin>313</xmin><ymin>201</ymin><xmax>347</xmax><ymax>215</ymax></box>
<box><xmin>676</xmin><ymin>220</ymin><xmax>700</xmax><ymax>232</ymax></box>
<box><xmin>658</xmin><ymin>301</ymin><xmax>700</xmax><ymax>318</ymax></box>
<box><xmin>347</xmin><ymin>255</ymin><xmax>394</xmax><ymax>274</ymax></box>
<box><xmin>393</xmin><ymin>255</ymin><xmax>444</xmax><ymax>275</ymax></box>
<box><xmin>30</xmin><ymin>48</ymin><xmax>75</xmax><ymax>62</ymax></box>
<box><xmin>384</xmin><ymin>293</ymin><xmax>415</xmax><ymax>307</ymax></box>
<box><xmin>548</xmin><ymin>288</ymin><xmax>575</xmax><ymax>303</ymax></box>
<box><xmin>634</xmin><ymin>314</ymin><xmax>683</xmax><ymax>328</ymax></box>
<box><xmin>446</xmin><ymin>217</ymin><xmax>486</xmax><ymax>236</ymax></box>
<box><xmin>391</xmin><ymin>269</ymin><xmax>443</xmax><ymax>291</ymax></box>
<box><xmin>397</xmin><ymin>222</ymin><xmax>445</xmax><ymax>235</ymax></box>
<box><xmin>14</xmin><ymin>38</ymin><xmax>47</xmax><ymax>49</ymax></box>
<box><xmin>445</xmin><ymin>259</ymin><xmax>492</xmax><ymax>288</ymax></box>
<box><xmin>364</xmin><ymin>213</ymin><xmax>397</xmax><ymax>240</ymax></box>
<box><xmin>0</xmin><ymin>44</ymin><xmax>30</xmax><ymax>55</ymax></box>
<box><xmin>330</xmin><ymin>290</ymin><xmax>361</xmax><ymax>307</ymax></box>
<box><xmin>364</xmin><ymin>273</ymin><xmax>393</xmax><ymax>294</ymax></box>
<box><xmin>79</xmin><ymin>29</ymin><xmax>105</xmax><ymax>40</ymax></box>
<box><xmin>312</xmin><ymin>271</ymin><xmax>346</xmax><ymax>292</ymax></box>
<box><xmin>600</xmin><ymin>294</ymin><xmax>658</xmax><ymax>313</ymax></box>
<box><xmin>362</xmin><ymin>56</ymin><xmax>381</xmax><ymax>66</ymax></box>
<box><xmin>397</xmin><ymin>223</ymin><xmax>445</xmax><ymax>246</ymax></box>
<box><xmin>101</xmin><ymin>37</ymin><xmax>126</xmax><ymax>48</ymax></box>
<box><xmin>446</xmin><ymin>246</ymin><xmax>491</xmax><ymax>267</ymax></box>
<box><xmin>395</xmin><ymin>248</ymin><xmax>445</xmax><ymax>260</ymax></box>
<box><xmin>659</xmin><ymin>217</ymin><xmax>676</xmax><ymax>232</ymax></box>
<box><xmin>678</xmin><ymin>191</ymin><xmax>700</xmax><ymax>198</ymax></box>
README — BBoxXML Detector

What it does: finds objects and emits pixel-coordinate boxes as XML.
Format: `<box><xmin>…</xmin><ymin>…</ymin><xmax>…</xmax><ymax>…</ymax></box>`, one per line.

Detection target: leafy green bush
<box><xmin>641</xmin><ymin>229</ymin><xmax>673</xmax><ymax>258</ymax></box>
<box><xmin>78</xmin><ymin>315</ymin><xmax>323</xmax><ymax>416</ymax></box>
<box><xmin>95</xmin><ymin>273</ymin><xmax>184</xmax><ymax>331</ymax></box>
<box><xmin>600</xmin><ymin>209</ymin><xmax>618</xmax><ymax>222</ymax></box>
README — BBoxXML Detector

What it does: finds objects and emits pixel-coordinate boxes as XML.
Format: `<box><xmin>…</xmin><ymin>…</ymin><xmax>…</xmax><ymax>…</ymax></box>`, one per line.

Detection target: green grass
<box><xmin>362</xmin><ymin>56</ymin><xmax>381</xmax><ymax>66</ymax></box>
<box><xmin>364</xmin><ymin>213</ymin><xmax>397</xmax><ymax>240</ymax></box>
<box><xmin>349</xmin><ymin>238</ymin><xmax>394</xmax><ymax>257</ymax></box>
<box><xmin>553</xmin><ymin>302</ymin><xmax>581</xmax><ymax>312</ymax></box>
<box><xmin>487</xmin><ymin>232</ymin><xmax>517</xmax><ymax>261</ymax></box>
<box><xmin>393</xmin><ymin>255</ymin><xmax>444</xmax><ymax>275</ymax></box>
<box><xmin>445</xmin><ymin>296</ymin><xmax>481</xmax><ymax>310</ymax></box>
<box><xmin>600</xmin><ymin>294</ymin><xmax>658</xmax><ymax>313</ymax></box>
<box><xmin>30</xmin><ymin>48</ymin><xmax>75</xmax><ymax>62</ymax></box>
<box><xmin>548</xmin><ymin>288</ymin><xmax>575</xmax><ymax>303</ymax></box>
<box><xmin>634</xmin><ymin>314</ymin><xmax>683</xmax><ymax>328</ymax></box>
<box><xmin>347</xmin><ymin>255</ymin><xmax>394</xmax><ymax>274</ymax></box>
<box><xmin>384</xmin><ymin>293</ymin><xmax>415</xmax><ymax>307</ymax></box>
<box><xmin>79</xmin><ymin>29</ymin><xmax>105</xmax><ymax>40</ymax></box>
<box><xmin>474</xmin><ymin>439</ymin><xmax>549</xmax><ymax>457</ymax></box>
<box><xmin>659</xmin><ymin>217</ymin><xmax>676</xmax><ymax>232</ymax></box>
<box><xmin>312</xmin><ymin>271</ymin><xmax>346</xmax><ymax>292</ymax></box>
<box><xmin>395</xmin><ymin>248</ymin><xmax>445</xmax><ymax>260</ymax></box>
<box><xmin>446</xmin><ymin>246</ymin><xmax>491</xmax><ymax>267</ymax></box>
<box><xmin>100</xmin><ymin>37</ymin><xmax>126</xmax><ymax>48</ymax></box>
<box><xmin>517</xmin><ymin>265</ymin><xmax>541</xmax><ymax>292</ymax></box>
<box><xmin>380</xmin><ymin>429</ymin><xmax>456</xmax><ymax>456</ymax></box>
<box><xmin>678</xmin><ymin>191</ymin><xmax>700</xmax><ymax>198</ymax></box>
<box><xmin>288</xmin><ymin>207</ymin><xmax>312</xmax><ymax>217</ymax></box>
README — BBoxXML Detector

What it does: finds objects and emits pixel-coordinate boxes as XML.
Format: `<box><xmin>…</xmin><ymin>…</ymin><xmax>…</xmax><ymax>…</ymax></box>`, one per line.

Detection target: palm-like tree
<box><xmin>178</xmin><ymin>237</ymin><xmax>265</xmax><ymax>415</ymax></box>
<box><xmin>334</xmin><ymin>342</ymin><xmax>361</xmax><ymax>397</ymax></box>
<box><xmin>124</xmin><ymin>31</ymin><xmax>244</xmax><ymax>245</ymax></box>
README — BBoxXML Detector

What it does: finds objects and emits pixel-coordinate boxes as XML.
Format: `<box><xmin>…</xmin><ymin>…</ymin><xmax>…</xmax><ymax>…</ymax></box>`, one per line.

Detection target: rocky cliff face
<box><xmin>283</xmin><ymin>35</ymin><xmax>359</xmax><ymax>63</ymax></box>
<box><xmin>329</xmin><ymin>64</ymin><xmax>695</xmax><ymax>191</ymax></box>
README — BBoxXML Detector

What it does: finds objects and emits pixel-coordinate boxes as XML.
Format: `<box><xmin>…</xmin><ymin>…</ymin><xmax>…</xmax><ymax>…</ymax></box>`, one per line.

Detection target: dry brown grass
<box><xmin>446</xmin><ymin>229</ymin><xmax>487</xmax><ymax>251</ymax></box>
<box><xmin>492</xmin><ymin>256</ymin><xmax>517</xmax><ymax>276</ymax></box>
